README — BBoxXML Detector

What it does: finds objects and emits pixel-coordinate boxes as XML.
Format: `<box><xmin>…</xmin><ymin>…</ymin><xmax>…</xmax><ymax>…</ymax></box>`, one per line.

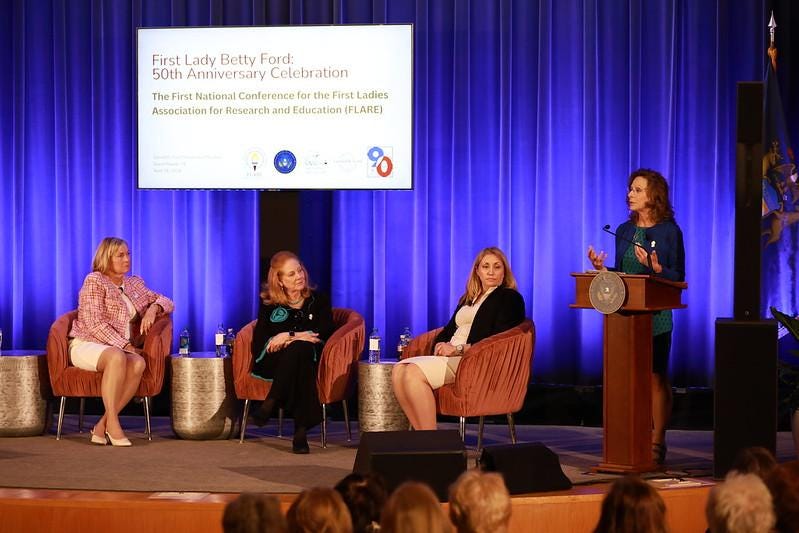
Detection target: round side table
<box><xmin>0</xmin><ymin>350</ymin><xmax>52</xmax><ymax>436</ymax></box>
<box><xmin>170</xmin><ymin>352</ymin><xmax>237</xmax><ymax>440</ymax></box>
<box><xmin>358</xmin><ymin>360</ymin><xmax>409</xmax><ymax>433</ymax></box>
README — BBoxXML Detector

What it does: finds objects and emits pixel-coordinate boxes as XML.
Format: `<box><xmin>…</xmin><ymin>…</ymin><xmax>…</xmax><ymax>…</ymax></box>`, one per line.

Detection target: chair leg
<box><xmin>458</xmin><ymin>416</ymin><xmax>466</xmax><ymax>441</ymax></box>
<box><xmin>507</xmin><ymin>413</ymin><xmax>517</xmax><ymax>444</ymax></box>
<box><xmin>478</xmin><ymin>416</ymin><xmax>485</xmax><ymax>452</ymax></box>
<box><xmin>321</xmin><ymin>404</ymin><xmax>328</xmax><ymax>449</ymax></box>
<box><xmin>143</xmin><ymin>397</ymin><xmax>152</xmax><ymax>440</ymax></box>
<box><xmin>343</xmin><ymin>399</ymin><xmax>351</xmax><ymax>441</ymax></box>
<box><xmin>278</xmin><ymin>408</ymin><xmax>284</xmax><ymax>438</ymax></box>
<box><xmin>239</xmin><ymin>399</ymin><xmax>251</xmax><ymax>443</ymax></box>
<box><xmin>78</xmin><ymin>398</ymin><xmax>85</xmax><ymax>433</ymax></box>
<box><xmin>56</xmin><ymin>397</ymin><xmax>66</xmax><ymax>440</ymax></box>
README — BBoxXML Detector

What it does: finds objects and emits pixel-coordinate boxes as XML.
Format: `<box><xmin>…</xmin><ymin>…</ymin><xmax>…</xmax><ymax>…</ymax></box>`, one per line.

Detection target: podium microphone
<box><xmin>602</xmin><ymin>224</ymin><xmax>654</xmax><ymax>272</ymax></box>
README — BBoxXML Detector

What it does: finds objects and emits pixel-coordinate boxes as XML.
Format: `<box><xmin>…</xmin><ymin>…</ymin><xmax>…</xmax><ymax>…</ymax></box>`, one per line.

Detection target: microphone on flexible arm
<box><xmin>602</xmin><ymin>224</ymin><xmax>654</xmax><ymax>272</ymax></box>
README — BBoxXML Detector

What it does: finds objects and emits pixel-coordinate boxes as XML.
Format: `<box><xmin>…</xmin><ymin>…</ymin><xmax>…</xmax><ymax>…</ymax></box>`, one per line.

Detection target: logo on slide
<box><xmin>367</xmin><ymin>146</ymin><xmax>393</xmax><ymax>178</ymax></box>
<box><xmin>274</xmin><ymin>150</ymin><xmax>297</xmax><ymax>174</ymax></box>
<box><xmin>246</xmin><ymin>150</ymin><xmax>265</xmax><ymax>173</ymax></box>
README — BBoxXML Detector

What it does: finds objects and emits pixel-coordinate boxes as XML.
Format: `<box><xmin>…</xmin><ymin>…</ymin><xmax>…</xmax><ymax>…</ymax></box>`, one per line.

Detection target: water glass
<box><xmin>0</xmin><ymin>328</ymin><xmax>3</xmax><ymax>351</ymax></box>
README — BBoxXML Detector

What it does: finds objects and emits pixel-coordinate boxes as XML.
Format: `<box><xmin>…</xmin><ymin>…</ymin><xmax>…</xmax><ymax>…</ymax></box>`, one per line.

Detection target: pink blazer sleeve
<box><xmin>73</xmin><ymin>273</ymin><xmax>130</xmax><ymax>348</ymax></box>
<box><xmin>125</xmin><ymin>276</ymin><xmax>174</xmax><ymax>314</ymax></box>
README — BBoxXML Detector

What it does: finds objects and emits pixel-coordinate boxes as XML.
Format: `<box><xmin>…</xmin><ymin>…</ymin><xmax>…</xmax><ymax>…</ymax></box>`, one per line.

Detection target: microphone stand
<box><xmin>602</xmin><ymin>225</ymin><xmax>654</xmax><ymax>273</ymax></box>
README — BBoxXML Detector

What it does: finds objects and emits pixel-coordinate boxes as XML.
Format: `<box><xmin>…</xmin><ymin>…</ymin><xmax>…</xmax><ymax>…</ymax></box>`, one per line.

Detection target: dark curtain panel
<box><xmin>2</xmin><ymin>0</ymin><xmax>787</xmax><ymax>388</ymax></box>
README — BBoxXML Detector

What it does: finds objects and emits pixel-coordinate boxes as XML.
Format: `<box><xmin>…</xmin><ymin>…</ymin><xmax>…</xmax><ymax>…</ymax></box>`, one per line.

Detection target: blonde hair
<box><xmin>460</xmin><ymin>247</ymin><xmax>517</xmax><ymax>306</ymax></box>
<box><xmin>706</xmin><ymin>472</ymin><xmax>775</xmax><ymax>533</ymax></box>
<box><xmin>260</xmin><ymin>250</ymin><xmax>315</xmax><ymax>305</ymax></box>
<box><xmin>448</xmin><ymin>470</ymin><xmax>511</xmax><ymax>533</ymax></box>
<box><xmin>380</xmin><ymin>482</ymin><xmax>452</xmax><ymax>533</ymax></box>
<box><xmin>287</xmin><ymin>487</ymin><xmax>353</xmax><ymax>533</ymax></box>
<box><xmin>91</xmin><ymin>237</ymin><xmax>128</xmax><ymax>274</ymax></box>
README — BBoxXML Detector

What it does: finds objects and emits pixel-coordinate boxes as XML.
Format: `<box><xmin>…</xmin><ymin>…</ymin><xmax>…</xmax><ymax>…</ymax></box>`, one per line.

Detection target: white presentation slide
<box><xmin>136</xmin><ymin>25</ymin><xmax>413</xmax><ymax>189</ymax></box>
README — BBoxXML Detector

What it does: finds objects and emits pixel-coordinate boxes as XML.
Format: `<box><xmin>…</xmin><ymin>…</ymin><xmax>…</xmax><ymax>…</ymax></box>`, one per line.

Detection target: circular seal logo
<box><xmin>270</xmin><ymin>307</ymin><xmax>289</xmax><ymax>323</ymax></box>
<box><xmin>588</xmin><ymin>271</ymin><xmax>626</xmax><ymax>315</ymax></box>
<box><xmin>274</xmin><ymin>150</ymin><xmax>297</xmax><ymax>174</ymax></box>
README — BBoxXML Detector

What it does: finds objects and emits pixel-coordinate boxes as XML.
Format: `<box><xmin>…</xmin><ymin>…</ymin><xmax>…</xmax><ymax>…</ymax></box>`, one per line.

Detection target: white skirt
<box><xmin>396</xmin><ymin>355</ymin><xmax>462</xmax><ymax>389</ymax></box>
<box><xmin>69</xmin><ymin>338</ymin><xmax>112</xmax><ymax>371</ymax></box>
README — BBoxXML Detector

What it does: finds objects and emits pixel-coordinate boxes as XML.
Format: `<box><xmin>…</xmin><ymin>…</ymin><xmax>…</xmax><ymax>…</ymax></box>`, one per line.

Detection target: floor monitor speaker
<box><xmin>480</xmin><ymin>442</ymin><xmax>572</xmax><ymax>494</ymax></box>
<box><xmin>353</xmin><ymin>430</ymin><xmax>467</xmax><ymax>501</ymax></box>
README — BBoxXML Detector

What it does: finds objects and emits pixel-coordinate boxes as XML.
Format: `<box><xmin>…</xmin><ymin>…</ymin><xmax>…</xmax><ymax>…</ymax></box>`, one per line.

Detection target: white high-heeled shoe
<box><xmin>90</xmin><ymin>427</ymin><xmax>108</xmax><ymax>446</ymax></box>
<box><xmin>105</xmin><ymin>431</ymin><xmax>132</xmax><ymax>447</ymax></box>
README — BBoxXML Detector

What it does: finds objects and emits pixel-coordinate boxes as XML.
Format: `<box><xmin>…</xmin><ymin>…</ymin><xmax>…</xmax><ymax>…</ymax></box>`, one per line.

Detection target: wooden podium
<box><xmin>571</xmin><ymin>273</ymin><xmax>687</xmax><ymax>473</ymax></box>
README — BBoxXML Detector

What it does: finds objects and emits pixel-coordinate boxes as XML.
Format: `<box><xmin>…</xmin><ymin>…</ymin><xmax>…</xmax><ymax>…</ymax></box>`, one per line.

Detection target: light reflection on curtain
<box><xmin>0</xmin><ymin>0</ymin><xmax>779</xmax><ymax>387</ymax></box>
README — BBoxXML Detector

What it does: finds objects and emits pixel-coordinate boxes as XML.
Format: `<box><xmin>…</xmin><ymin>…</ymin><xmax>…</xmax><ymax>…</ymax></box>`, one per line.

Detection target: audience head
<box><xmin>380</xmin><ymin>481</ymin><xmax>452</xmax><ymax>533</ymax></box>
<box><xmin>287</xmin><ymin>487</ymin><xmax>352</xmax><ymax>533</ymax></box>
<box><xmin>91</xmin><ymin>237</ymin><xmax>129</xmax><ymax>274</ymax></box>
<box><xmin>222</xmin><ymin>493</ymin><xmax>287</xmax><ymax>533</ymax></box>
<box><xmin>261</xmin><ymin>250</ymin><xmax>315</xmax><ymax>305</ymax></box>
<box><xmin>730</xmin><ymin>446</ymin><xmax>777</xmax><ymax>480</ymax></box>
<box><xmin>706</xmin><ymin>472</ymin><xmax>775</xmax><ymax>533</ymax></box>
<box><xmin>766</xmin><ymin>461</ymin><xmax>799</xmax><ymax>533</ymax></box>
<box><xmin>448</xmin><ymin>470</ymin><xmax>512</xmax><ymax>533</ymax></box>
<box><xmin>334</xmin><ymin>473</ymin><xmax>388</xmax><ymax>533</ymax></box>
<box><xmin>463</xmin><ymin>247</ymin><xmax>517</xmax><ymax>305</ymax></box>
<box><xmin>593</xmin><ymin>475</ymin><xmax>668</xmax><ymax>533</ymax></box>
<box><xmin>627</xmin><ymin>168</ymin><xmax>674</xmax><ymax>223</ymax></box>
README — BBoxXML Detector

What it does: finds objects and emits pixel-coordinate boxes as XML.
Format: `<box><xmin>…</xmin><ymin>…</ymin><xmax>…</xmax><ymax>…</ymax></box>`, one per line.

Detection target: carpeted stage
<box><xmin>0</xmin><ymin>415</ymin><xmax>795</xmax><ymax>532</ymax></box>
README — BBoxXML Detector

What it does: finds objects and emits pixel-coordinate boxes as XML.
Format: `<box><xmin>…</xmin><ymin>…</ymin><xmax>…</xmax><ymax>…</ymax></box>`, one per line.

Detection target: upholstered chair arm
<box><xmin>317</xmin><ymin>309</ymin><xmax>365</xmax><ymax>404</ymax></box>
<box><xmin>232</xmin><ymin>321</ymin><xmax>257</xmax><ymax>398</ymax></box>
<box><xmin>46</xmin><ymin>311</ymin><xmax>76</xmax><ymax>388</ymax></box>
<box><xmin>138</xmin><ymin>313</ymin><xmax>172</xmax><ymax>396</ymax></box>
<box><xmin>402</xmin><ymin>328</ymin><xmax>443</xmax><ymax>359</ymax></box>
<box><xmin>443</xmin><ymin>320</ymin><xmax>535</xmax><ymax>416</ymax></box>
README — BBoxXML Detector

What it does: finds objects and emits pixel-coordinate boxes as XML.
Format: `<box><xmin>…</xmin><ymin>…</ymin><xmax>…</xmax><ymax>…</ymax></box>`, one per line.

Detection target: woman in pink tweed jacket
<box><xmin>69</xmin><ymin>237</ymin><xmax>174</xmax><ymax>446</ymax></box>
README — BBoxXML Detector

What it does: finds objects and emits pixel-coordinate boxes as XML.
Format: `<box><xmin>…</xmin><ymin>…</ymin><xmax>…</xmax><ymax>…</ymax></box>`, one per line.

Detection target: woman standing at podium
<box><xmin>587</xmin><ymin>168</ymin><xmax>685</xmax><ymax>464</ymax></box>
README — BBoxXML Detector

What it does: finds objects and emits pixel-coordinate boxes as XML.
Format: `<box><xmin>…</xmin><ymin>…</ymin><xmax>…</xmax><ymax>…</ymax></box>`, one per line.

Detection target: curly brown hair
<box><xmin>627</xmin><ymin>169</ymin><xmax>675</xmax><ymax>224</ymax></box>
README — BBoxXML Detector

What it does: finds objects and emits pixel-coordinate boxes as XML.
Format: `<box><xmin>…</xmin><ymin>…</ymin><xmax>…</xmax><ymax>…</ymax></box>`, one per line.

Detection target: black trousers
<box><xmin>251</xmin><ymin>341</ymin><xmax>322</xmax><ymax>429</ymax></box>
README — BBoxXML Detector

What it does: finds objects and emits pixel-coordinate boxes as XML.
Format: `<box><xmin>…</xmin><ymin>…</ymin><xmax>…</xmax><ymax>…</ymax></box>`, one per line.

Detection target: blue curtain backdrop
<box><xmin>0</xmin><ymin>0</ymin><xmax>785</xmax><ymax>387</ymax></box>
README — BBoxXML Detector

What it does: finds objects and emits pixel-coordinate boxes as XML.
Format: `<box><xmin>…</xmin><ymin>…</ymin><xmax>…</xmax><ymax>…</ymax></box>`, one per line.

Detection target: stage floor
<box><xmin>0</xmin><ymin>415</ymin><xmax>795</xmax><ymax>493</ymax></box>
<box><xmin>1</xmin><ymin>416</ymin><xmax>795</xmax><ymax>533</ymax></box>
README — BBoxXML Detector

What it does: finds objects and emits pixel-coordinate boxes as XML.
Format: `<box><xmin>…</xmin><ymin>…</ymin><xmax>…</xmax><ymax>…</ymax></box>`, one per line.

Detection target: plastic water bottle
<box><xmin>368</xmin><ymin>328</ymin><xmax>381</xmax><ymax>363</ymax></box>
<box><xmin>397</xmin><ymin>326</ymin><xmax>412</xmax><ymax>358</ymax></box>
<box><xmin>225</xmin><ymin>328</ymin><xmax>235</xmax><ymax>357</ymax></box>
<box><xmin>179</xmin><ymin>327</ymin><xmax>190</xmax><ymax>356</ymax></box>
<box><xmin>215</xmin><ymin>323</ymin><xmax>225</xmax><ymax>357</ymax></box>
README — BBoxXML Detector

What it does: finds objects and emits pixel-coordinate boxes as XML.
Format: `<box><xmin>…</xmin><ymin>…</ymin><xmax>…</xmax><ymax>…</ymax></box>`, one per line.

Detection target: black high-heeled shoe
<box><xmin>292</xmin><ymin>437</ymin><xmax>310</xmax><ymax>454</ymax></box>
<box><xmin>292</xmin><ymin>427</ymin><xmax>310</xmax><ymax>454</ymax></box>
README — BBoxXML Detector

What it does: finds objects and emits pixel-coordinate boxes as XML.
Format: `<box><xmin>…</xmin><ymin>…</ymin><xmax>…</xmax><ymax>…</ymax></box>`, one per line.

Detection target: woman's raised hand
<box><xmin>587</xmin><ymin>245</ymin><xmax>608</xmax><ymax>270</ymax></box>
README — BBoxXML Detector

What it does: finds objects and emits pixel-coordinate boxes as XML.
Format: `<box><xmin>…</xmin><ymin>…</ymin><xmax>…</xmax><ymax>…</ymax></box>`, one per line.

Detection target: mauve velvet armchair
<box><xmin>401</xmin><ymin>319</ymin><xmax>535</xmax><ymax>450</ymax></box>
<box><xmin>46</xmin><ymin>309</ymin><xmax>173</xmax><ymax>440</ymax></box>
<box><xmin>233</xmin><ymin>307</ymin><xmax>365</xmax><ymax>447</ymax></box>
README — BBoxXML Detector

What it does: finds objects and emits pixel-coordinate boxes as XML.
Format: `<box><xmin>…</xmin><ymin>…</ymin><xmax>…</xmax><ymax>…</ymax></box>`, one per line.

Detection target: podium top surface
<box><xmin>570</xmin><ymin>271</ymin><xmax>687</xmax><ymax>312</ymax></box>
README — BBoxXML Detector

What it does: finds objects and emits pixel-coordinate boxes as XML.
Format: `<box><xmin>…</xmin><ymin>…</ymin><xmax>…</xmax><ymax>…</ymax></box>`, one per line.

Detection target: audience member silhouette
<box><xmin>730</xmin><ymin>446</ymin><xmax>778</xmax><ymax>480</ymax></box>
<box><xmin>766</xmin><ymin>461</ymin><xmax>799</xmax><ymax>533</ymax></box>
<box><xmin>222</xmin><ymin>493</ymin><xmax>287</xmax><ymax>533</ymax></box>
<box><xmin>380</xmin><ymin>481</ymin><xmax>452</xmax><ymax>533</ymax></box>
<box><xmin>287</xmin><ymin>487</ymin><xmax>353</xmax><ymax>533</ymax></box>
<box><xmin>448</xmin><ymin>470</ymin><xmax>512</xmax><ymax>533</ymax></box>
<box><xmin>593</xmin><ymin>475</ymin><xmax>668</xmax><ymax>533</ymax></box>
<box><xmin>334</xmin><ymin>473</ymin><xmax>388</xmax><ymax>533</ymax></box>
<box><xmin>705</xmin><ymin>472</ymin><xmax>775</xmax><ymax>533</ymax></box>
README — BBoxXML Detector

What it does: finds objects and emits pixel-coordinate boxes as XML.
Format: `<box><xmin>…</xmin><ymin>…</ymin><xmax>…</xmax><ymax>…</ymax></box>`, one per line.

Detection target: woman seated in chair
<box><xmin>70</xmin><ymin>237</ymin><xmax>174</xmax><ymax>446</ymax></box>
<box><xmin>392</xmin><ymin>247</ymin><xmax>525</xmax><ymax>430</ymax></box>
<box><xmin>249</xmin><ymin>250</ymin><xmax>335</xmax><ymax>454</ymax></box>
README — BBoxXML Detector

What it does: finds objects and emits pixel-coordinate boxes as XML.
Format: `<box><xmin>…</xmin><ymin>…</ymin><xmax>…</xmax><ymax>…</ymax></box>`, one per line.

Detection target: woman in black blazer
<box><xmin>392</xmin><ymin>247</ymin><xmax>526</xmax><ymax>430</ymax></box>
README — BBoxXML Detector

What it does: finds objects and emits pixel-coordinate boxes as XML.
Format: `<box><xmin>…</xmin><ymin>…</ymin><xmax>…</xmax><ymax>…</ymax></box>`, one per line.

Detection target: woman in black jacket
<box><xmin>392</xmin><ymin>247</ymin><xmax>525</xmax><ymax>430</ymax></box>
<box><xmin>249</xmin><ymin>251</ymin><xmax>335</xmax><ymax>454</ymax></box>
